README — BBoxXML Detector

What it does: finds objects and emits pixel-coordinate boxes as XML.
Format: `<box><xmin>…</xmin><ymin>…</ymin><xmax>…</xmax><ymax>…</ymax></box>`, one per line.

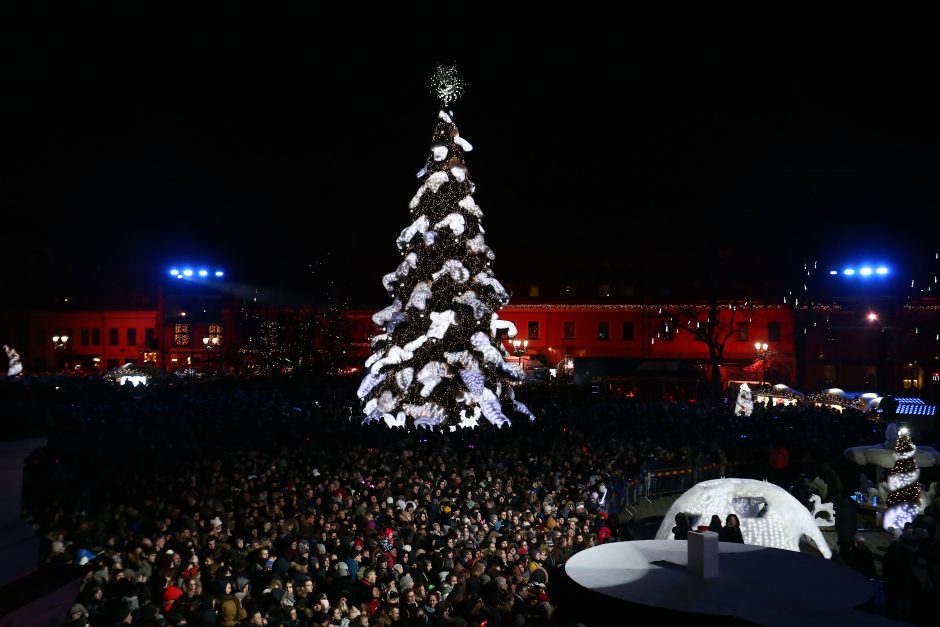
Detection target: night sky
<box><xmin>5</xmin><ymin>18</ymin><xmax>938</xmax><ymax>307</ymax></box>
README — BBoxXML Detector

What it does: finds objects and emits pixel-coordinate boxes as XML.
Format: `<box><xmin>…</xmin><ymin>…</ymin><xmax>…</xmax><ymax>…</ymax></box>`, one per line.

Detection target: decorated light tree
<box><xmin>734</xmin><ymin>383</ymin><xmax>753</xmax><ymax>417</ymax></box>
<box><xmin>357</xmin><ymin>66</ymin><xmax>534</xmax><ymax>430</ymax></box>
<box><xmin>883</xmin><ymin>426</ymin><xmax>923</xmax><ymax>533</ymax></box>
<box><xmin>4</xmin><ymin>345</ymin><xmax>23</xmax><ymax>377</ymax></box>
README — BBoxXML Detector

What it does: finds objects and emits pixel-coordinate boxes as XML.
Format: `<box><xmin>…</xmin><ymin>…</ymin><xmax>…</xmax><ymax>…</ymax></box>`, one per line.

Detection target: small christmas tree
<box><xmin>357</xmin><ymin>66</ymin><xmax>534</xmax><ymax>430</ymax></box>
<box><xmin>883</xmin><ymin>426</ymin><xmax>923</xmax><ymax>533</ymax></box>
<box><xmin>734</xmin><ymin>383</ymin><xmax>753</xmax><ymax>416</ymax></box>
<box><xmin>3</xmin><ymin>345</ymin><xmax>23</xmax><ymax>376</ymax></box>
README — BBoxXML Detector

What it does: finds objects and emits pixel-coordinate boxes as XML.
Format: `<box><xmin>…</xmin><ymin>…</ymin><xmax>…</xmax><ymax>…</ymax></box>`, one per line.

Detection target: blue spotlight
<box><xmin>183</xmin><ymin>269</ymin><xmax>193</xmax><ymax>277</ymax></box>
<box><xmin>843</xmin><ymin>268</ymin><xmax>855</xmax><ymax>276</ymax></box>
<box><xmin>169</xmin><ymin>268</ymin><xmax>179</xmax><ymax>276</ymax></box>
<box><xmin>876</xmin><ymin>266</ymin><xmax>889</xmax><ymax>275</ymax></box>
<box><xmin>176</xmin><ymin>274</ymin><xmax>183</xmax><ymax>279</ymax></box>
<box><xmin>860</xmin><ymin>267</ymin><xmax>873</xmax><ymax>276</ymax></box>
<box><xmin>215</xmin><ymin>270</ymin><xmax>224</xmax><ymax>277</ymax></box>
<box><xmin>829</xmin><ymin>270</ymin><xmax>838</xmax><ymax>275</ymax></box>
<box><xmin>198</xmin><ymin>269</ymin><xmax>209</xmax><ymax>277</ymax></box>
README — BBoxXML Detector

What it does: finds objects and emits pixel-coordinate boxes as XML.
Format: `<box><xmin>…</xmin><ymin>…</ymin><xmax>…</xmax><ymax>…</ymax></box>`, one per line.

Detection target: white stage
<box><xmin>564</xmin><ymin>541</ymin><xmax>900</xmax><ymax>626</ymax></box>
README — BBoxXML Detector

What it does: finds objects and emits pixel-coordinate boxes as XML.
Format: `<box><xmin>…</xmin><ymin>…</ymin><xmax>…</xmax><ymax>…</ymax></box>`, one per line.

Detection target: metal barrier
<box><xmin>646</xmin><ymin>463</ymin><xmax>726</xmax><ymax>499</ymax></box>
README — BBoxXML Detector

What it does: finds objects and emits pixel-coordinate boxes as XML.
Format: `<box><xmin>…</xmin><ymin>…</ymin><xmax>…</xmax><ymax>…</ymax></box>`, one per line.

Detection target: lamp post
<box><xmin>512</xmin><ymin>339</ymin><xmax>529</xmax><ymax>367</ymax></box>
<box><xmin>754</xmin><ymin>342</ymin><xmax>769</xmax><ymax>385</ymax></box>
<box><xmin>52</xmin><ymin>335</ymin><xmax>69</xmax><ymax>371</ymax></box>
<box><xmin>202</xmin><ymin>336</ymin><xmax>220</xmax><ymax>373</ymax></box>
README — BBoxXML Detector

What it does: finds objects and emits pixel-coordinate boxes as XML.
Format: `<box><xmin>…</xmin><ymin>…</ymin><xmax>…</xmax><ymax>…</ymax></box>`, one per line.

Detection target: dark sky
<box><xmin>5</xmin><ymin>16</ymin><xmax>938</xmax><ymax>306</ymax></box>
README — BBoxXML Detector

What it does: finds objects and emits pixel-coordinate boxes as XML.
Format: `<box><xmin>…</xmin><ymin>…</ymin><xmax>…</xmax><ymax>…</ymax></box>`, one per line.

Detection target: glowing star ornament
<box><xmin>428</xmin><ymin>64</ymin><xmax>465</xmax><ymax>106</ymax></box>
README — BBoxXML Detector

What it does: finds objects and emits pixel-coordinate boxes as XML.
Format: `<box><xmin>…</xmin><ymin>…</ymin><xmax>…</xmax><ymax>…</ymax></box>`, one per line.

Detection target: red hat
<box><xmin>384</xmin><ymin>527</ymin><xmax>395</xmax><ymax>537</ymax></box>
<box><xmin>597</xmin><ymin>527</ymin><xmax>611</xmax><ymax>543</ymax></box>
<box><xmin>162</xmin><ymin>585</ymin><xmax>184</xmax><ymax>611</ymax></box>
<box><xmin>354</xmin><ymin>538</ymin><xmax>364</xmax><ymax>550</ymax></box>
<box><xmin>598</xmin><ymin>511</ymin><xmax>608</xmax><ymax>520</ymax></box>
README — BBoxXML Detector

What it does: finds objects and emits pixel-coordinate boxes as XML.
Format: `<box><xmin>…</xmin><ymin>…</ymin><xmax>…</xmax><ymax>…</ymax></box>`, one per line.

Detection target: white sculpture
<box><xmin>655</xmin><ymin>478</ymin><xmax>832</xmax><ymax>558</ymax></box>
<box><xmin>808</xmin><ymin>494</ymin><xmax>836</xmax><ymax>527</ymax></box>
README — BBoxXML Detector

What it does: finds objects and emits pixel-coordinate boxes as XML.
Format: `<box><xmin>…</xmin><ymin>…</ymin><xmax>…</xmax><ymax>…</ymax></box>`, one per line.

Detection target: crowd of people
<box><xmin>1</xmin><ymin>374</ymin><xmax>936</xmax><ymax>625</ymax></box>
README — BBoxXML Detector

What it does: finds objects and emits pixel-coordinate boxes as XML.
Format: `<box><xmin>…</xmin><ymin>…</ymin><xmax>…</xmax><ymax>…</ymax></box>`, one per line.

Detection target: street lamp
<box><xmin>512</xmin><ymin>339</ymin><xmax>529</xmax><ymax>367</ymax></box>
<box><xmin>203</xmin><ymin>336</ymin><xmax>220</xmax><ymax>372</ymax></box>
<box><xmin>754</xmin><ymin>342</ymin><xmax>769</xmax><ymax>385</ymax></box>
<box><xmin>52</xmin><ymin>335</ymin><xmax>70</xmax><ymax>371</ymax></box>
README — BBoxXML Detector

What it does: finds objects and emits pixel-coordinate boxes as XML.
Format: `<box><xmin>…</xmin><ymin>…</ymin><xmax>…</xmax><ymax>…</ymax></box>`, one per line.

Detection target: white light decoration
<box><xmin>372</xmin><ymin>299</ymin><xmax>402</xmax><ymax>326</ymax></box>
<box><xmin>453</xmin><ymin>134</ymin><xmax>473</xmax><ymax>152</ymax></box>
<box><xmin>489</xmin><ymin>314</ymin><xmax>517</xmax><ymax>339</ymax></box>
<box><xmin>655</xmin><ymin>478</ymin><xmax>832</xmax><ymax>558</ymax></box>
<box><xmin>432</xmin><ymin>142</ymin><xmax>448</xmax><ymax>161</ymax></box>
<box><xmin>432</xmin><ymin>260</ymin><xmax>470</xmax><ymax>283</ymax></box>
<box><xmin>407</xmin><ymin>282</ymin><xmax>432</xmax><ymax>310</ymax></box>
<box><xmin>428</xmin><ymin>64</ymin><xmax>465</xmax><ymax>105</ymax></box>
<box><xmin>458</xmin><ymin>195</ymin><xmax>483</xmax><ymax>217</ymax></box>
<box><xmin>397</xmin><ymin>216</ymin><xmax>430</xmax><ymax>249</ymax></box>
<box><xmin>734</xmin><ymin>383</ymin><xmax>753</xmax><ymax>416</ymax></box>
<box><xmin>425</xmin><ymin>170</ymin><xmax>449</xmax><ymax>193</ymax></box>
<box><xmin>883</xmin><ymin>427</ymin><xmax>924</xmax><ymax>534</ymax></box>
<box><xmin>454</xmin><ymin>290</ymin><xmax>488</xmax><ymax>319</ymax></box>
<box><xmin>435</xmin><ymin>213</ymin><xmax>466</xmax><ymax>236</ymax></box>
<box><xmin>471</xmin><ymin>331</ymin><xmax>503</xmax><ymax>364</ymax></box>
<box><xmin>4</xmin><ymin>345</ymin><xmax>23</xmax><ymax>376</ymax></box>
<box><xmin>427</xmin><ymin>310</ymin><xmax>457</xmax><ymax>339</ymax></box>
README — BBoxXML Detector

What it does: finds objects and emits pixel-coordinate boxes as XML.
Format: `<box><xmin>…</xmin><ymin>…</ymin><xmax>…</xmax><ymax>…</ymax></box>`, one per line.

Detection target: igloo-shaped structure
<box><xmin>655</xmin><ymin>478</ymin><xmax>831</xmax><ymax>558</ymax></box>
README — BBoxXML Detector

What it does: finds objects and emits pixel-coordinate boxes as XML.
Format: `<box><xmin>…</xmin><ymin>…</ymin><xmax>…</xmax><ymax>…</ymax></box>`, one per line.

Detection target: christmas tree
<box><xmin>883</xmin><ymin>426</ymin><xmax>923</xmax><ymax>533</ymax></box>
<box><xmin>734</xmin><ymin>383</ymin><xmax>753</xmax><ymax>416</ymax></box>
<box><xmin>357</xmin><ymin>67</ymin><xmax>534</xmax><ymax>430</ymax></box>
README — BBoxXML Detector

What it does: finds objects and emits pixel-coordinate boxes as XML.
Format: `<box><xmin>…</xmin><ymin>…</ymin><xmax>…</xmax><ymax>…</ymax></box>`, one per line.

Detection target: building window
<box><xmin>81</xmin><ymin>328</ymin><xmax>90</xmax><ymax>346</ymax></box>
<box><xmin>599</xmin><ymin>284</ymin><xmax>610</xmax><ymax>298</ymax></box>
<box><xmin>768</xmin><ymin>322</ymin><xmax>781</xmax><ymax>342</ymax></box>
<box><xmin>174</xmin><ymin>323</ymin><xmax>190</xmax><ymax>346</ymax></box>
<box><xmin>563</xmin><ymin>322</ymin><xmax>576</xmax><ymax>340</ymax></box>
<box><xmin>563</xmin><ymin>285</ymin><xmax>576</xmax><ymax>298</ymax></box>
<box><xmin>527</xmin><ymin>321</ymin><xmax>539</xmax><ymax>340</ymax></box>
<box><xmin>109</xmin><ymin>328</ymin><xmax>119</xmax><ymax>346</ymax></box>
<box><xmin>209</xmin><ymin>323</ymin><xmax>223</xmax><ymax>344</ymax></box>
<box><xmin>597</xmin><ymin>321</ymin><xmax>609</xmax><ymax>341</ymax></box>
<box><xmin>92</xmin><ymin>328</ymin><xmax>101</xmax><ymax>345</ymax></box>
<box><xmin>736</xmin><ymin>322</ymin><xmax>749</xmax><ymax>342</ymax></box>
<box><xmin>127</xmin><ymin>328</ymin><xmax>137</xmax><ymax>346</ymax></box>
<box><xmin>529</xmin><ymin>285</ymin><xmax>539</xmax><ymax>297</ymax></box>
<box><xmin>622</xmin><ymin>321</ymin><xmax>635</xmax><ymax>341</ymax></box>
<box><xmin>145</xmin><ymin>328</ymin><xmax>156</xmax><ymax>349</ymax></box>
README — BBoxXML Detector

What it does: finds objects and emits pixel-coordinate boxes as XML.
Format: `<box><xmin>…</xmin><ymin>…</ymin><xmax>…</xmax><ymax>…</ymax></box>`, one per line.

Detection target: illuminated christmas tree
<box><xmin>883</xmin><ymin>426</ymin><xmax>923</xmax><ymax>533</ymax></box>
<box><xmin>734</xmin><ymin>383</ymin><xmax>753</xmax><ymax>416</ymax></box>
<box><xmin>357</xmin><ymin>66</ymin><xmax>534</xmax><ymax>430</ymax></box>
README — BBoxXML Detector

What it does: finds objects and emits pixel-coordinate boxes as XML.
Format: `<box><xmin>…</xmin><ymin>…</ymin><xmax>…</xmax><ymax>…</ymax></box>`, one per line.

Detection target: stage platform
<box><xmin>552</xmin><ymin>540</ymin><xmax>904</xmax><ymax>626</ymax></box>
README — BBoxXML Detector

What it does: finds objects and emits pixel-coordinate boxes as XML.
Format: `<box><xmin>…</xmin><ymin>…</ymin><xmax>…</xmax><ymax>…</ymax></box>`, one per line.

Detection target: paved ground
<box><xmin>622</xmin><ymin>492</ymin><xmax>895</xmax><ymax>578</ymax></box>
